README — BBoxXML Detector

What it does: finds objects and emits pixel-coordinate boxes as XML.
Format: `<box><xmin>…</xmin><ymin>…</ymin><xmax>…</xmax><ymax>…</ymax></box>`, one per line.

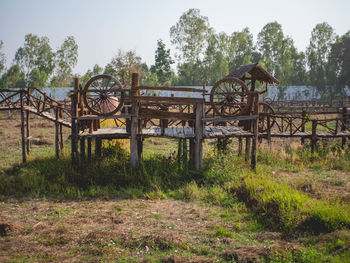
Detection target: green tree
<box><xmin>257</xmin><ymin>22</ymin><xmax>307</xmax><ymax>85</ymax></box>
<box><xmin>14</xmin><ymin>34</ymin><xmax>55</xmax><ymax>87</ymax></box>
<box><xmin>28</xmin><ymin>68</ymin><xmax>47</xmax><ymax>88</ymax></box>
<box><xmin>203</xmin><ymin>32</ymin><xmax>229</xmax><ymax>84</ymax></box>
<box><xmin>306</xmin><ymin>22</ymin><xmax>336</xmax><ymax>97</ymax></box>
<box><xmin>0</xmin><ymin>40</ymin><xmax>6</xmax><ymax>75</ymax></box>
<box><xmin>170</xmin><ymin>8</ymin><xmax>211</xmax><ymax>85</ymax></box>
<box><xmin>53</xmin><ymin>36</ymin><xmax>78</xmax><ymax>86</ymax></box>
<box><xmin>0</xmin><ymin>65</ymin><xmax>25</xmax><ymax>89</ymax></box>
<box><xmin>328</xmin><ymin>31</ymin><xmax>350</xmax><ymax>96</ymax></box>
<box><xmin>257</xmin><ymin>22</ymin><xmax>284</xmax><ymax>76</ymax></box>
<box><xmin>151</xmin><ymin>39</ymin><xmax>174</xmax><ymax>85</ymax></box>
<box><xmin>228</xmin><ymin>28</ymin><xmax>255</xmax><ymax>71</ymax></box>
<box><xmin>107</xmin><ymin>49</ymin><xmax>144</xmax><ymax>85</ymax></box>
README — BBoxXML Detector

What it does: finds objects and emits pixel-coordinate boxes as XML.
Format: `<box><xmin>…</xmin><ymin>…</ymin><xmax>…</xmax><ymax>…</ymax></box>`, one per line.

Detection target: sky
<box><xmin>0</xmin><ymin>0</ymin><xmax>350</xmax><ymax>75</ymax></box>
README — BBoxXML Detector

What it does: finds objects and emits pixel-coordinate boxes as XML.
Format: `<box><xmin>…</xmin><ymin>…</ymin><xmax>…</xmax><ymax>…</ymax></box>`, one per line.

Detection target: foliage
<box><xmin>150</xmin><ymin>39</ymin><xmax>174</xmax><ymax>85</ymax></box>
<box><xmin>0</xmin><ymin>40</ymin><xmax>6</xmax><ymax>75</ymax></box>
<box><xmin>328</xmin><ymin>31</ymin><xmax>350</xmax><ymax>96</ymax></box>
<box><xmin>52</xmin><ymin>36</ymin><xmax>78</xmax><ymax>87</ymax></box>
<box><xmin>0</xmin><ymin>64</ymin><xmax>25</xmax><ymax>89</ymax></box>
<box><xmin>15</xmin><ymin>34</ymin><xmax>56</xmax><ymax>87</ymax></box>
<box><xmin>106</xmin><ymin>49</ymin><xmax>144</xmax><ymax>85</ymax></box>
<box><xmin>306</xmin><ymin>22</ymin><xmax>336</xmax><ymax>97</ymax></box>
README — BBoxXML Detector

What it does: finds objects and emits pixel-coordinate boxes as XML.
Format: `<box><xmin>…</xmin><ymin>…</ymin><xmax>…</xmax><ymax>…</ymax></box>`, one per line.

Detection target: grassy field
<box><xmin>0</xmin><ymin>112</ymin><xmax>350</xmax><ymax>262</ymax></box>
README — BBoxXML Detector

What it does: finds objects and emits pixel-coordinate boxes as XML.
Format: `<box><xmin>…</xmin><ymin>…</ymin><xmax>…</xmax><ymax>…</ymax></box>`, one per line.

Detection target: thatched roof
<box><xmin>225</xmin><ymin>63</ymin><xmax>279</xmax><ymax>85</ymax></box>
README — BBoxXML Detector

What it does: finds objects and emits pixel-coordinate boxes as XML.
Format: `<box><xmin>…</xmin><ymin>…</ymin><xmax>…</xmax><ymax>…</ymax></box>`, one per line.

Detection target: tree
<box><xmin>328</xmin><ymin>31</ymin><xmax>350</xmax><ymax>96</ymax></box>
<box><xmin>0</xmin><ymin>65</ymin><xmax>25</xmax><ymax>89</ymax></box>
<box><xmin>0</xmin><ymin>40</ymin><xmax>6</xmax><ymax>75</ymax></box>
<box><xmin>257</xmin><ymin>22</ymin><xmax>307</xmax><ymax>85</ymax></box>
<box><xmin>170</xmin><ymin>8</ymin><xmax>211</xmax><ymax>85</ymax></box>
<box><xmin>151</xmin><ymin>39</ymin><xmax>174</xmax><ymax>84</ymax></box>
<box><xmin>107</xmin><ymin>49</ymin><xmax>143</xmax><ymax>85</ymax></box>
<box><xmin>28</xmin><ymin>68</ymin><xmax>47</xmax><ymax>88</ymax></box>
<box><xmin>14</xmin><ymin>34</ymin><xmax>55</xmax><ymax>87</ymax></box>
<box><xmin>306</xmin><ymin>22</ymin><xmax>336</xmax><ymax>97</ymax></box>
<box><xmin>228</xmin><ymin>28</ymin><xmax>255</xmax><ymax>71</ymax></box>
<box><xmin>54</xmin><ymin>36</ymin><xmax>78</xmax><ymax>86</ymax></box>
<box><xmin>257</xmin><ymin>22</ymin><xmax>285</xmax><ymax>76</ymax></box>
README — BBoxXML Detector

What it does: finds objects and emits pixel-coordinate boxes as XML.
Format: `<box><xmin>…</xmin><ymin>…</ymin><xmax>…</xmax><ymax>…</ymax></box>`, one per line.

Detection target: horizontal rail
<box><xmin>202</xmin><ymin>115</ymin><xmax>258</xmax><ymax>123</ymax></box>
<box><xmin>134</xmin><ymin>96</ymin><xmax>205</xmax><ymax>104</ymax></box>
<box><xmin>137</xmin><ymin>86</ymin><xmax>205</xmax><ymax>93</ymax></box>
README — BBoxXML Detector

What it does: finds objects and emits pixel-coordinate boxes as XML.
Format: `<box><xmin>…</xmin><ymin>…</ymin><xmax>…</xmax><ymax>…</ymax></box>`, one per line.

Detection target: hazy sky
<box><xmin>1</xmin><ymin>0</ymin><xmax>349</xmax><ymax>75</ymax></box>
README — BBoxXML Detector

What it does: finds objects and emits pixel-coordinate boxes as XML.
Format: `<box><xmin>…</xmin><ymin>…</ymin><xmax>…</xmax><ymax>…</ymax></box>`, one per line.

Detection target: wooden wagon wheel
<box><xmin>83</xmin><ymin>74</ymin><xmax>125</xmax><ymax>116</ymax></box>
<box><xmin>258</xmin><ymin>102</ymin><xmax>276</xmax><ymax>133</ymax></box>
<box><xmin>210</xmin><ymin>77</ymin><xmax>250</xmax><ymax>117</ymax></box>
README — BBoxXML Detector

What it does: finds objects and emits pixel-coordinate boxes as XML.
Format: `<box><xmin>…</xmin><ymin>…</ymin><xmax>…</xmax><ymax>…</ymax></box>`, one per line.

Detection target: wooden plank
<box><xmin>202</xmin><ymin>115</ymin><xmax>258</xmax><ymax>123</ymax></box>
<box><xmin>194</xmin><ymin>103</ymin><xmax>203</xmax><ymax>170</ymax></box>
<box><xmin>140</xmin><ymin>108</ymin><xmax>195</xmax><ymax>120</ymax></box>
<box><xmin>76</xmin><ymin>114</ymin><xmax>132</xmax><ymax>120</ymax></box>
<box><xmin>134</xmin><ymin>96</ymin><xmax>204</xmax><ymax>104</ymax></box>
<box><xmin>130</xmin><ymin>73</ymin><xmax>139</xmax><ymax>167</ymax></box>
<box><xmin>137</xmin><ymin>85</ymin><xmax>204</xmax><ymax>93</ymax></box>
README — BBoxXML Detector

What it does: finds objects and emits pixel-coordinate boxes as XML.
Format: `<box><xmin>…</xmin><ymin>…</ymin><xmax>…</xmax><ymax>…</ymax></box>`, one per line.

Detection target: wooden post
<box><xmin>130</xmin><ymin>73</ymin><xmax>139</xmax><ymax>167</ymax></box>
<box><xmin>194</xmin><ymin>103</ymin><xmax>204</xmax><ymax>170</ymax></box>
<box><xmin>87</xmin><ymin>138</ymin><xmax>92</xmax><ymax>161</ymax></box>
<box><xmin>311</xmin><ymin>120</ymin><xmax>317</xmax><ymax>154</ymax></box>
<box><xmin>137</xmin><ymin>137</ymin><xmax>143</xmax><ymax>160</ymax></box>
<box><xmin>55</xmin><ymin>109</ymin><xmax>60</xmax><ymax>159</ymax></box>
<box><xmin>267</xmin><ymin>114</ymin><xmax>271</xmax><ymax>149</ymax></box>
<box><xmin>59</xmin><ymin>109</ymin><xmax>64</xmax><ymax>152</ymax></box>
<box><xmin>183</xmin><ymin>138</ymin><xmax>188</xmax><ymax>164</ymax></box>
<box><xmin>71</xmin><ymin>78</ymin><xmax>79</xmax><ymax>169</ymax></box>
<box><xmin>26</xmin><ymin>110</ymin><xmax>30</xmax><ymax>154</ymax></box>
<box><xmin>301</xmin><ymin>110</ymin><xmax>306</xmax><ymax>145</ymax></box>
<box><xmin>342</xmin><ymin>107</ymin><xmax>347</xmax><ymax>148</ymax></box>
<box><xmin>20</xmin><ymin>91</ymin><xmax>26</xmax><ymax>163</ymax></box>
<box><xmin>245</xmin><ymin>137</ymin><xmax>251</xmax><ymax>162</ymax></box>
<box><xmin>80</xmin><ymin>138</ymin><xmax>85</xmax><ymax>161</ymax></box>
<box><xmin>238</xmin><ymin>137</ymin><xmax>243</xmax><ymax>156</ymax></box>
<box><xmin>95</xmin><ymin>138</ymin><xmax>102</xmax><ymax>157</ymax></box>
<box><xmin>177</xmin><ymin>139</ymin><xmax>183</xmax><ymax>162</ymax></box>
<box><xmin>251</xmin><ymin>93</ymin><xmax>259</xmax><ymax>170</ymax></box>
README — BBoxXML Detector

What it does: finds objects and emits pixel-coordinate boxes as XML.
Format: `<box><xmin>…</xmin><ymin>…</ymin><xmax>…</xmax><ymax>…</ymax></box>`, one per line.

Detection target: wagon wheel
<box><xmin>210</xmin><ymin>77</ymin><xmax>250</xmax><ymax>117</ymax></box>
<box><xmin>83</xmin><ymin>74</ymin><xmax>125</xmax><ymax>116</ymax></box>
<box><xmin>258</xmin><ymin>102</ymin><xmax>276</xmax><ymax>133</ymax></box>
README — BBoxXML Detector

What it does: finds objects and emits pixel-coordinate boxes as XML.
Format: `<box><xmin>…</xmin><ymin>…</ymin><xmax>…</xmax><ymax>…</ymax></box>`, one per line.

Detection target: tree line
<box><xmin>0</xmin><ymin>8</ymin><xmax>349</xmax><ymax>99</ymax></box>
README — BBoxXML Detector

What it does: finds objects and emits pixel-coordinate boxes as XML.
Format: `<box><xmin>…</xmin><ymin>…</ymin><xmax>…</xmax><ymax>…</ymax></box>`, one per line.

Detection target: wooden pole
<box><xmin>130</xmin><ymin>73</ymin><xmax>139</xmax><ymax>167</ymax></box>
<box><xmin>251</xmin><ymin>93</ymin><xmax>259</xmax><ymax>170</ymax></box>
<box><xmin>87</xmin><ymin>137</ymin><xmax>92</xmax><ymax>162</ymax></box>
<box><xmin>26</xmin><ymin>110</ymin><xmax>30</xmax><ymax>154</ymax></box>
<box><xmin>20</xmin><ymin>91</ymin><xmax>26</xmax><ymax>163</ymax></box>
<box><xmin>267</xmin><ymin>114</ymin><xmax>271</xmax><ymax>149</ymax></box>
<box><xmin>301</xmin><ymin>110</ymin><xmax>306</xmax><ymax>145</ymax></box>
<box><xmin>55</xmin><ymin>109</ymin><xmax>59</xmax><ymax>159</ymax></box>
<box><xmin>80</xmin><ymin>138</ymin><xmax>85</xmax><ymax>162</ymax></box>
<box><xmin>194</xmin><ymin>102</ymin><xmax>204</xmax><ymax>170</ymax></box>
<box><xmin>238</xmin><ymin>137</ymin><xmax>242</xmax><ymax>156</ymax></box>
<box><xmin>59</xmin><ymin>109</ymin><xmax>64</xmax><ymax>152</ymax></box>
<box><xmin>95</xmin><ymin>138</ymin><xmax>102</xmax><ymax>158</ymax></box>
<box><xmin>183</xmin><ymin>138</ymin><xmax>188</xmax><ymax>164</ymax></box>
<box><xmin>71</xmin><ymin>78</ymin><xmax>79</xmax><ymax>169</ymax></box>
<box><xmin>342</xmin><ymin>107</ymin><xmax>347</xmax><ymax>148</ymax></box>
<box><xmin>311</xmin><ymin>120</ymin><xmax>317</xmax><ymax>154</ymax></box>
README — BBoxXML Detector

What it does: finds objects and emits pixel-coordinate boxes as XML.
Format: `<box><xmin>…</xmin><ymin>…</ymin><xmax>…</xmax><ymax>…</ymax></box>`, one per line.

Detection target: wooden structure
<box><xmin>1</xmin><ymin>63</ymin><xmax>350</xmax><ymax>170</ymax></box>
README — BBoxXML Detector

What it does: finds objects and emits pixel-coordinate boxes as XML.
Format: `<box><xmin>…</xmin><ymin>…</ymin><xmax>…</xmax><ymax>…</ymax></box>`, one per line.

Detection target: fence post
<box><xmin>342</xmin><ymin>107</ymin><xmax>347</xmax><ymax>148</ymax></box>
<box><xmin>130</xmin><ymin>73</ymin><xmax>139</xmax><ymax>167</ymax></box>
<box><xmin>267</xmin><ymin>114</ymin><xmax>271</xmax><ymax>149</ymax></box>
<box><xmin>71</xmin><ymin>78</ymin><xmax>79</xmax><ymax>169</ymax></box>
<box><xmin>311</xmin><ymin>119</ymin><xmax>317</xmax><ymax>154</ymax></box>
<box><xmin>301</xmin><ymin>110</ymin><xmax>306</xmax><ymax>145</ymax></box>
<box><xmin>55</xmin><ymin>108</ymin><xmax>60</xmax><ymax>159</ymax></box>
<box><xmin>20</xmin><ymin>90</ymin><xmax>26</xmax><ymax>163</ymax></box>
<box><xmin>251</xmin><ymin>93</ymin><xmax>259</xmax><ymax>170</ymax></box>
<box><xmin>194</xmin><ymin>102</ymin><xmax>204</xmax><ymax>170</ymax></box>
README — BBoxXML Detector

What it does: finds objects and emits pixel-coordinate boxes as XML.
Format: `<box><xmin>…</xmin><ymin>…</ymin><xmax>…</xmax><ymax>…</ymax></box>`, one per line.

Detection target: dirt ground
<box><xmin>0</xmin><ymin>111</ymin><xmax>70</xmax><ymax>169</ymax></box>
<box><xmin>0</xmin><ymin>199</ymin><xmax>294</xmax><ymax>262</ymax></box>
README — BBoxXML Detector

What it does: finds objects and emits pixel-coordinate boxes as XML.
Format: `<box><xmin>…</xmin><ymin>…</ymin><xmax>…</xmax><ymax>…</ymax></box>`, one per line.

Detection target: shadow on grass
<box><xmin>0</xmin><ymin>144</ymin><xmax>208</xmax><ymax>200</ymax></box>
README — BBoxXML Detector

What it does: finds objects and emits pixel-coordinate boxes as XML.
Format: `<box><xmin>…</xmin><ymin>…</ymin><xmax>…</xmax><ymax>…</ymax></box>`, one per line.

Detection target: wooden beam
<box><xmin>251</xmin><ymin>93</ymin><xmax>259</xmax><ymax>170</ymax></box>
<box><xmin>194</xmin><ymin>103</ymin><xmax>204</xmax><ymax>170</ymax></box>
<box><xmin>130</xmin><ymin>73</ymin><xmax>139</xmax><ymax>167</ymax></box>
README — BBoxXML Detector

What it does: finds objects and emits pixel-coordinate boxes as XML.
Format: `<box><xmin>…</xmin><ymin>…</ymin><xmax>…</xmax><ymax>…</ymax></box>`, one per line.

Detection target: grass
<box><xmin>1</xmin><ymin>131</ymin><xmax>350</xmax><ymax>261</ymax></box>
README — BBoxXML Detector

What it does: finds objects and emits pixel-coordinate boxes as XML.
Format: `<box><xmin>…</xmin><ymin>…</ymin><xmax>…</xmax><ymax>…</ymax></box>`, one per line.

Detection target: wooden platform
<box><xmin>79</xmin><ymin>126</ymin><xmax>254</xmax><ymax>139</ymax></box>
